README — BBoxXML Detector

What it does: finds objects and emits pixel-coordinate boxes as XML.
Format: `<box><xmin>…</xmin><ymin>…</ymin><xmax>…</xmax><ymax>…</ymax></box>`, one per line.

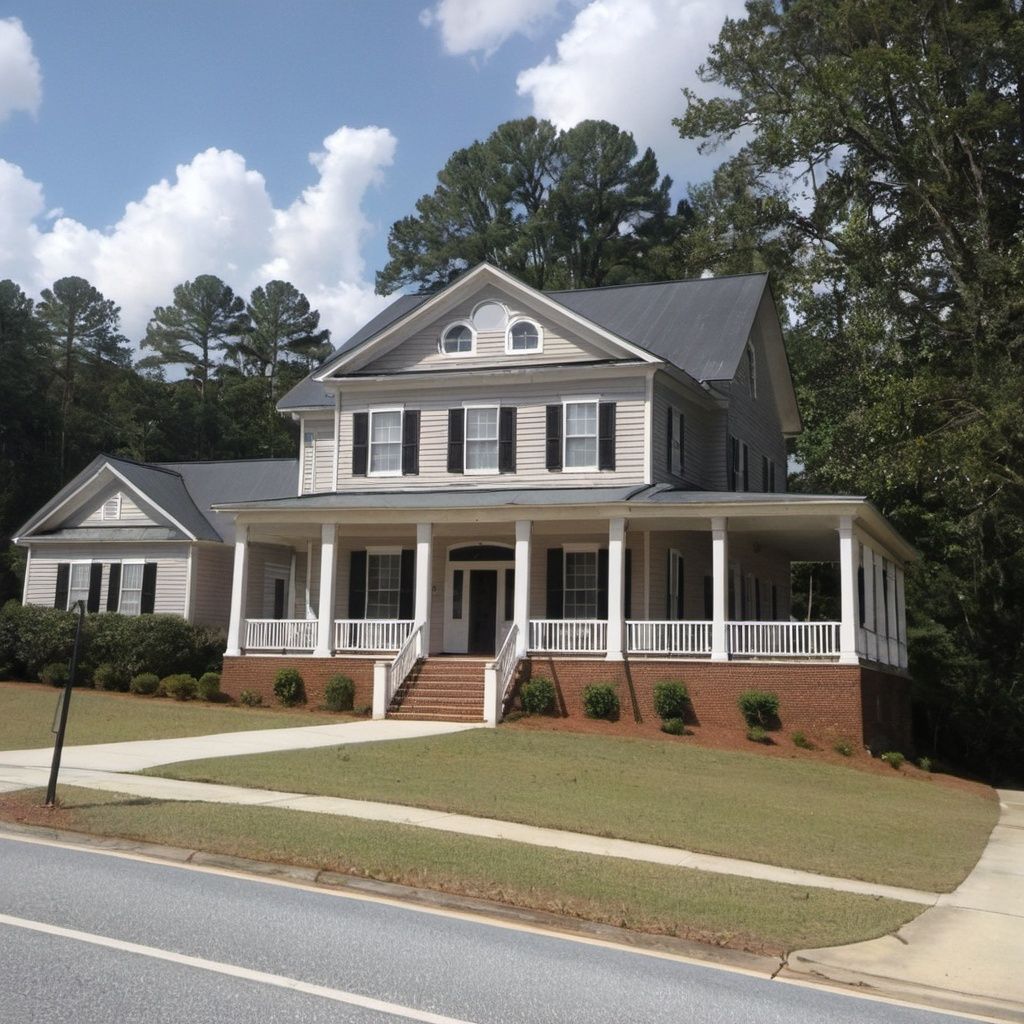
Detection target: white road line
<box><xmin>0</xmin><ymin>911</ymin><xmax>477</xmax><ymax>1024</ymax></box>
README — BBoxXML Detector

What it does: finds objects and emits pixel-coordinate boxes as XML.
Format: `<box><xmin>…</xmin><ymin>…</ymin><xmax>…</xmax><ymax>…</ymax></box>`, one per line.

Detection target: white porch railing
<box><xmin>728</xmin><ymin>621</ymin><xmax>840</xmax><ymax>658</ymax></box>
<box><xmin>372</xmin><ymin>622</ymin><xmax>423</xmax><ymax>720</ymax></box>
<box><xmin>484</xmin><ymin>624</ymin><xmax>520</xmax><ymax>726</ymax></box>
<box><xmin>245</xmin><ymin>618</ymin><xmax>318</xmax><ymax>652</ymax></box>
<box><xmin>528</xmin><ymin>619</ymin><xmax>607</xmax><ymax>654</ymax></box>
<box><xmin>334</xmin><ymin>619</ymin><xmax>414</xmax><ymax>652</ymax></box>
<box><xmin>627</xmin><ymin>621</ymin><xmax>712</xmax><ymax>656</ymax></box>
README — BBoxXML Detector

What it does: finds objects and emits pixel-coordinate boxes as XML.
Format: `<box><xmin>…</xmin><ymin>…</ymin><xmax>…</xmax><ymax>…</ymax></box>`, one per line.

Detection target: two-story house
<box><xmin>15</xmin><ymin>263</ymin><xmax>914</xmax><ymax>745</ymax></box>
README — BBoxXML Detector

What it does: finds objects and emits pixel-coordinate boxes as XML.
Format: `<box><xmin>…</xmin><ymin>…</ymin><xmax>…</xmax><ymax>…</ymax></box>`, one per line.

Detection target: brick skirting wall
<box><xmin>221</xmin><ymin>656</ymin><xmax>377</xmax><ymax>710</ymax></box>
<box><xmin>524</xmin><ymin>657</ymin><xmax>913</xmax><ymax>750</ymax></box>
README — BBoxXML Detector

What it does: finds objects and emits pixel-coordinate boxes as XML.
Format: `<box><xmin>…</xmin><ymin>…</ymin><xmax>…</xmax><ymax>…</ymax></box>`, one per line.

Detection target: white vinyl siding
<box><xmin>191</xmin><ymin>544</ymin><xmax>234</xmax><ymax>628</ymax></box>
<box><xmin>301</xmin><ymin>419</ymin><xmax>334</xmax><ymax>495</ymax></box>
<box><xmin>75</xmin><ymin>489</ymin><xmax>155</xmax><ymax>527</ymax></box>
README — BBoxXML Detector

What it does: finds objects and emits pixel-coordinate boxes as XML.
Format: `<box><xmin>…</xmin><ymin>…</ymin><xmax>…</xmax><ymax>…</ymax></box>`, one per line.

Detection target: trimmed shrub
<box><xmin>520</xmin><ymin>677</ymin><xmax>556</xmax><ymax>715</ymax></box>
<box><xmin>653</xmin><ymin>680</ymin><xmax>690</xmax><ymax>721</ymax></box>
<box><xmin>161</xmin><ymin>674</ymin><xmax>198</xmax><ymax>701</ymax></box>
<box><xmin>323</xmin><ymin>674</ymin><xmax>355</xmax><ymax>712</ymax></box>
<box><xmin>129</xmin><ymin>672</ymin><xmax>160</xmax><ymax>696</ymax></box>
<box><xmin>746</xmin><ymin>724</ymin><xmax>770</xmax><ymax>744</ymax></box>
<box><xmin>661</xmin><ymin>717</ymin><xmax>687</xmax><ymax>736</ymax></box>
<box><xmin>582</xmin><ymin>683</ymin><xmax>619</xmax><ymax>720</ymax></box>
<box><xmin>273</xmin><ymin>668</ymin><xmax>306</xmax><ymax>707</ymax></box>
<box><xmin>917</xmin><ymin>756</ymin><xmax>933</xmax><ymax>773</ymax></box>
<box><xmin>791</xmin><ymin>730</ymin><xmax>815</xmax><ymax>750</ymax></box>
<box><xmin>881</xmin><ymin>750</ymin><xmax>905</xmax><ymax>770</ymax></box>
<box><xmin>39</xmin><ymin>661</ymin><xmax>70</xmax><ymax>687</ymax></box>
<box><xmin>238</xmin><ymin>689</ymin><xmax>263</xmax><ymax>707</ymax></box>
<box><xmin>197</xmin><ymin>672</ymin><xmax>221</xmax><ymax>702</ymax></box>
<box><xmin>93</xmin><ymin>662</ymin><xmax>129</xmax><ymax>692</ymax></box>
<box><xmin>737</xmin><ymin>690</ymin><xmax>780</xmax><ymax>729</ymax></box>
<box><xmin>4</xmin><ymin>603</ymin><xmax>78</xmax><ymax>680</ymax></box>
<box><xmin>833</xmin><ymin>739</ymin><xmax>854</xmax><ymax>757</ymax></box>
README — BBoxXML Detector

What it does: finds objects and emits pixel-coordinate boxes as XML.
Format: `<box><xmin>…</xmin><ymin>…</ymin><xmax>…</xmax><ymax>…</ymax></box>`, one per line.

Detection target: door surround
<box><xmin>443</xmin><ymin>541</ymin><xmax>514</xmax><ymax>654</ymax></box>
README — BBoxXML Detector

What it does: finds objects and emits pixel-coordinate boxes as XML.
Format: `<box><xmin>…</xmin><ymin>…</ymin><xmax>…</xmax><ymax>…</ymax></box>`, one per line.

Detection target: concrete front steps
<box><xmin>386</xmin><ymin>656</ymin><xmax>488</xmax><ymax>722</ymax></box>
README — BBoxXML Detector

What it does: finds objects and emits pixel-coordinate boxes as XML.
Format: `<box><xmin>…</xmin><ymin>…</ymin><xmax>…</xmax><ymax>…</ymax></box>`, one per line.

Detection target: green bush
<box><xmin>39</xmin><ymin>661</ymin><xmax>70</xmax><ymax>687</ymax></box>
<box><xmin>520</xmin><ymin>677</ymin><xmax>556</xmax><ymax>715</ymax></box>
<box><xmin>3</xmin><ymin>602</ymin><xmax>78</xmax><ymax>680</ymax></box>
<box><xmin>238</xmin><ymin>689</ymin><xmax>263</xmax><ymax>707</ymax></box>
<box><xmin>582</xmin><ymin>683</ymin><xmax>619</xmax><ymax>720</ymax></box>
<box><xmin>323</xmin><ymin>674</ymin><xmax>355</xmax><ymax>712</ymax></box>
<box><xmin>661</xmin><ymin>717</ymin><xmax>687</xmax><ymax>736</ymax></box>
<box><xmin>737</xmin><ymin>690</ymin><xmax>780</xmax><ymax>729</ymax></box>
<box><xmin>197</xmin><ymin>672</ymin><xmax>221</xmax><ymax>702</ymax></box>
<box><xmin>881</xmin><ymin>750</ymin><xmax>905</xmax><ymax>770</ymax></box>
<box><xmin>746</xmin><ymin>724</ymin><xmax>770</xmax><ymax>744</ymax></box>
<box><xmin>273</xmin><ymin>668</ymin><xmax>306</xmax><ymax>707</ymax></box>
<box><xmin>791</xmin><ymin>730</ymin><xmax>815</xmax><ymax>750</ymax></box>
<box><xmin>354</xmin><ymin>704</ymin><xmax>372</xmax><ymax>717</ymax></box>
<box><xmin>653</xmin><ymin>680</ymin><xmax>690</xmax><ymax>720</ymax></box>
<box><xmin>161</xmin><ymin>674</ymin><xmax>198</xmax><ymax>701</ymax></box>
<box><xmin>92</xmin><ymin>662</ymin><xmax>129</xmax><ymax>692</ymax></box>
<box><xmin>129</xmin><ymin>672</ymin><xmax>160</xmax><ymax>696</ymax></box>
<box><xmin>917</xmin><ymin>756</ymin><xmax>933</xmax><ymax>773</ymax></box>
<box><xmin>833</xmin><ymin>739</ymin><xmax>854</xmax><ymax>757</ymax></box>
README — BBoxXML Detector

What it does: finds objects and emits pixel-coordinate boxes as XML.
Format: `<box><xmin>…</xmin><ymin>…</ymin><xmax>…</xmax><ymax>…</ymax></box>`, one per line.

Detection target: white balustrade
<box><xmin>627</xmin><ymin>621</ymin><xmax>712</xmax><ymax>655</ymax></box>
<box><xmin>528</xmin><ymin>619</ymin><xmax>607</xmax><ymax>654</ymax></box>
<box><xmin>372</xmin><ymin>623</ymin><xmax>423</xmax><ymax>719</ymax></box>
<box><xmin>727</xmin><ymin>621</ymin><xmax>840</xmax><ymax>658</ymax></box>
<box><xmin>484</xmin><ymin>625</ymin><xmax>520</xmax><ymax>726</ymax></box>
<box><xmin>334</xmin><ymin>619</ymin><xmax>414</xmax><ymax>652</ymax></box>
<box><xmin>245</xmin><ymin>618</ymin><xmax>318</xmax><ymax>652</ymax></box>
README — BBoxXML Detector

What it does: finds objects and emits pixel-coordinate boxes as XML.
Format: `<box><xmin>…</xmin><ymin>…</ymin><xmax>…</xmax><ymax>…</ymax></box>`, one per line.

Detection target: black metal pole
<box><xmin>45</xmin><ymin>600</ymin><xmax>85</xmax><ymax>807</ymax></box>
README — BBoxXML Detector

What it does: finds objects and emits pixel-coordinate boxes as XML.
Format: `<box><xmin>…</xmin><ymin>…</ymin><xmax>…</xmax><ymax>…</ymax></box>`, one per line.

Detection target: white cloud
<box><xmin>421</xmin><ymin>0</ymin><xmax>562</xmax><ymax>56</ymax></box>
<box><xmin>0</xmin><ymin>17</ymin><xmax>42</xmax><ymax>122</ymax></box>
<box><xmin>0</xmin><ymin>127</ymin><xmax>397</xmax><ymax>346</ymax></box>
<box><xmin>516</xmin><ymin>0</ymin><xmax>745</xmax><ymax>183</ymax></box>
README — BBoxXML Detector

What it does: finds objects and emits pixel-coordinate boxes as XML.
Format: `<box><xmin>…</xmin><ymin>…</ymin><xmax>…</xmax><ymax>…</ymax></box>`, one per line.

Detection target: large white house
<box><xmin>16</xmin><ymin>264</ymin><xmax>914</xmax><ymax>741</ymax></box>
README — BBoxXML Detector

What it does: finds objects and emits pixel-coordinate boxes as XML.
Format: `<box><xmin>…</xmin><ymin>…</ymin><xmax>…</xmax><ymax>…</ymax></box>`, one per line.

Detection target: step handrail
<box><xmin>483</xmin><ymin>624</ymin><xmax>520</xmax><ymax>727</ymax></box>
<box><xmin>372</xmin><ymin>622</ymin><xmax>423</xmax><ymax>720</ymax></box>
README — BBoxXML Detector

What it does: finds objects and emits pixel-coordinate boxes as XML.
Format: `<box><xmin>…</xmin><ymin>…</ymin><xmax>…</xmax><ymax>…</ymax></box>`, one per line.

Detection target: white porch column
<box><xmin>861</xmin><ymin>544</ymin><xmax>876</xmax><ymax>661</ymax></box>
<box><xmin>415</xmin><ymin>522</ymin><xmax>432</xmax><ymax>656</ymax></box>
<box><xmin>313</xmin><ymin>523</ymin><xmax>337</xmax><ymax>657</ymax></box>
<box><xmin>606</xmin><ymin>517</ymin><xmax>626</xmax><ymax>660</ymax></box>
<box><xmin>225</xmin><ymin>524</ymin><xmax>250</xmax><ymax>657</ymax></box>
<box><xmin>514</xmin><ymin>520</ymin><xmax>531</xmax><ymax>657</ymax></box>
<box><xmin>873</xmin><ymin>550</ymin><xmax>887</xmax><ymax>664</ymax></box>
<box><xmin>838</xmin><ymin>516</ymin><xmax>859</xmax><ymax>665</ymax></box>
<box><xmin>711</xmin><ymin>516</ymin><xmax>729</xmax><ymax>661</ymax></box>
<box><xmin>885</xmin><ymin>559</ymin><xmax>899</xmax><ymax>666</ymax></box>
<box><xmin>896</xmin><ymin>567</ymin><xmax>908</xmax><ymax>668</ymax></box>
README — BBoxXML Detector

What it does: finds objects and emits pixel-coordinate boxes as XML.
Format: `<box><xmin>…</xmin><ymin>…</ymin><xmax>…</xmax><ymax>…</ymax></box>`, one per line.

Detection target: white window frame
<box><xmin>368</xmin><ymin>407</ymin><xmax>404</xmax><ymax>477</ymax></box>
<box><xmin>118</xmin><ymin>559</ymin><xmax>146</xmax><ymax>617</ymax></box>
<box><xmin>562</xmin><ymin>397</ymin><xmax>600</xmax><ymax>473</ymax></box>
<box><xmin>563</xmin><ymin>543</ymin><xmax>600</xmax><ymax>620</ymax></box>
<box><xmin>438</xmin><ymin>320</ymin><xmax>476</xmax><ymax>356</ymax></box>
<box><xmin>365</xmin><ymin>547</ymin><xmax>403</xmax><ymax>620</ymax></box>
<box><xmin>505</xmin><ymin>317</ymin><xmax>543</xmax><ymax>354</ymax></box>
<box><xmin>101</xmin><ymin>494</ymin><xmax>122</xmax><ymax>521</ymax></box>
<box><xmin>66</xmin><ymin>560</ymin><xmax>92</xmax><ymax>610</ymax></box>
<box><xmin>462</xmin><ymin>403</ymin><xmax>500</xmax><ymax>475</ymax></box>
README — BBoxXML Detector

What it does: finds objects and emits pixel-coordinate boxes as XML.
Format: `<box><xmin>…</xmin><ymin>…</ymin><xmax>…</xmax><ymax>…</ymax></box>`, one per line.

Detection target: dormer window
<box><xmin>507</xmin><ymin>319</ymin><xmax>542</xmax><ymax>353</ymax></box>
<box><xmin>440</xmin><ymin>322</ymin><xmax>474</xmax><ymax>355</ymax></box>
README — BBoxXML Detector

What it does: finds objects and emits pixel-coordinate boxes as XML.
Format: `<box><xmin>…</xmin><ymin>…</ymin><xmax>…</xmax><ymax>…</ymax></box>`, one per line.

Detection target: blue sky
<box><xmin>0</xmin><ymin>1</ymin><xmax>742</xmax><ymax>343</ymax></box>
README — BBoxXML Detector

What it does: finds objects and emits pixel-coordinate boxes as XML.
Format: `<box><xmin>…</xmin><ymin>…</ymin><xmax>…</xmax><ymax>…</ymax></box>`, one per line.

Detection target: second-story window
<box><xmin>465</xmin><ymin>406</ymin><xmax>499</xmax><ymax>472</ymax></box>
<box><xmin>370</xmin><ymin>410</ymin><xmax>402</xmax><ymax>475</ymax></box>
<box><xmin>353</xmin><ymin>409</ymin><xmax>419</xmax><ymax>477</ymax></box>
<box><xmin>564</xmin><ymin>400</ymin><xmax>598</xmax><ymax>469</ymax></box>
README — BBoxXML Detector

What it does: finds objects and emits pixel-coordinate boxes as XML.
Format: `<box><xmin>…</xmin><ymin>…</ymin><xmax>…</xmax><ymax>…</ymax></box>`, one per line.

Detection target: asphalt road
<box><xmin>0</xmin><ymin>834</ymin><xmax>970</xmax><ymax>1024</ymax></box>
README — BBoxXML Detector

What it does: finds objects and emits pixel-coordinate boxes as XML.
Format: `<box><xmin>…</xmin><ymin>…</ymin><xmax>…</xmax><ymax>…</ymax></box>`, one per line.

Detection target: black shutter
<box><xmin>678</xmin><ymin>412</ymin><xmax>685</xmax><ymax>474</ymax></box>
<box><xmin>504</xmin><ymin>568</ymin><xmax>515</xmax><ymax>621</ymax></box>
<box><xmin>666</xmin><ymin>550</ymin><xmax>672</xmax><ymax>618</ymax></box>
<box><xmin>399</xmin><ymin>549</ymin><xmax>415</xmax><ymax>620</ymax></box>
<box><xmin>742</xmin><ymin>443</ymin><xmax>749</xmax><ymax>491</ymax></box>
<box><xmin>545</xmin><ymin>404</ymin><xmax>562</xmax><ymax>471</ymax></box>
<box><xmin>666</xmin><ymin>409</ymin><xmax>673</xmax><ymax>474</ymax></box>
<box><xmin>857</xmin><ymin>566</ymin><xmax>865</xmax><ymax>626</ymax></box>
<box><xmin>727</xmin><ymin>435</ymin><xmax>736</xmax><ymax>491</ymax></box>
<box><xmin>597</xmin><ymin>549</ymin><xmax>609</xmax><ymax>619</ymax></box>
<box><xmin>348</xmin><ymin>551</ymin><xmax>367</xmax><ymax>619</ymax></box>
<box><xmin>86</xmin><ymin>563</ymin><xmax>102</xmax><ymax>613</ymax></box>
<box><xmin>352</xmin><ymin>412</ymin><xmax>369</xmax><ymax>476</ymax></box>
<box><xmin>703</xmin><ymin>576</ymin><xmax>713</xmax><ymax>620</ymax></box>
<box><xmin>499</xmin><ymin>407</ymin><xmax>517</xmax><ymax>473</ymax></box>
<box><xmin>545</xmin><ymin>548</ymin><xmax>563</xmax><ymax>618</ymax></box>
<box><xmin>762</xmin><ymin>455</ymin><xmax>769</xmax><ymax>492</ymax></box>
<box><xmin>755</xmin><ymin>578</ymin><xmax>761</xmax><ymax>620</ymax></box>
<box><xmin>402</xmin><ymin>410</ymin><xmax>420</xmax><ymax>475</ymax></box>
<box><xmin>624</xmin><ymin>549</ymin><xmax>632</xmax><ymax>620</ymax></box>
<box><xmin>598</xmin><ymin>402</ymin><xmax>616</xmax><ymax>471</ymax></box>
<box><xmin>54</xmin><ymin>562</ymin><xmax>70</xmax><ymax>610</ymax></box>
<box><xmin>106</xmin><ymin>563</ymin><xmax>121</xmax><ymax>612</ymax></box>
<box><xmin>676</xmin><ymin>558</ymin><xmax>684</xmax><ymax>619</ymax></box>
<box><xmin>771</xmin><ymin>583</ymin><xmax>779</xmax><ymax>620</ymax></box>
<box><xmin>447</xmin><ymin>408</ymin><xmax>465</xmax><ymax>473</ymax></box>
<box><xmin>140</xmin><ymin>563</ymin><xmax>157</xmax><ymax>614</ymax></box>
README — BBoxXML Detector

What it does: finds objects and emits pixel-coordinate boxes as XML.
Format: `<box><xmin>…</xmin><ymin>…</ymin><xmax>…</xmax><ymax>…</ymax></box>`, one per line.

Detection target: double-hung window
<box><xmin>564</xmin><ymin>550</ymin><xmax>598</xmax><ymax>618</ymax></box>
<box><xmin>369</xmin><ymin>410</ymin><xmax>402</xmax><ymax>475</ymax></box>
<box><xmin>68</xmin><ymin>563</ymin><xmax>91</xmax><ymax>609</ymax></box>
<box><xmin>119</xmin><ymin>562</ymin><xmax>144</xmax><ymax>616</ymax></box>
<box><xmin>564</xmin><ymin>401</ymin><xmax>598</xmax><ymax>470</ymax></box>
<box><xmin>465</xmin><ymin>406</ymin><xmax>499</xmax><ymax>473</ymax></box>
<box><xmin>366</xmin><ymin>551</ymin><xmax>402</xmax><ymax>618</ymax></box>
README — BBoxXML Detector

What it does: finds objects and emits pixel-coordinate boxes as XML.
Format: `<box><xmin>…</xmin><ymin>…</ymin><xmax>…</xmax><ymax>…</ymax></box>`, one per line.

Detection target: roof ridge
<box><xmin>154</xmin><ymin>457</ymin><xmax>297</xmax><ymax>466</ymax></box>
<box><xmin>98</xmin><ymin>453</ymin><xmax>184</xmax><ymax>479</ymax></box>
<box><xmin>545</xmin><ymin>271</ymin><xmax>769</xmax><ymax>295</ymax></box>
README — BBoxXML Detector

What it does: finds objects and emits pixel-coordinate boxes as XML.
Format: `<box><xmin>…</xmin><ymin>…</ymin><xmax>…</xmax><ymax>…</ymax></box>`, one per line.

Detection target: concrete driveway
<box><xmin>786</xmin><ymin>788</ymin><xmax>1024</xmax><ymax>1022</ymax></box>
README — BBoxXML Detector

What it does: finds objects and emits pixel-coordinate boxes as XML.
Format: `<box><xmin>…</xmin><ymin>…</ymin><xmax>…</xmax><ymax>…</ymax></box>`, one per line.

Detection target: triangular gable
<box><xmin>749</xmin><ymin>288</ymin><xmax>801</xmax><ymax>437</ymax></box>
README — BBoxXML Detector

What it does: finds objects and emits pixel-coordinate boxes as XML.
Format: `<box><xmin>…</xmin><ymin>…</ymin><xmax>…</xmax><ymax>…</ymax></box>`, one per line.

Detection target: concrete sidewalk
<box><xmin>786</xmin><ymin>788</ymin><xmax>1024</xmax><ymax>1022</ymax></box>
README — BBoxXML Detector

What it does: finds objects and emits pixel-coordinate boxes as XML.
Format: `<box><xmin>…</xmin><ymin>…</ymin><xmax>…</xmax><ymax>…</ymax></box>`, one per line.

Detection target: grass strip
<box><xmin>147</xmin><ymin>727</ymin><xmax>996</xmax><ymax>892</ymax></box>
<box><xmin>1</xmin><ymin>786</ymin><xmax>921</xmax><ymax>956</ymax></box>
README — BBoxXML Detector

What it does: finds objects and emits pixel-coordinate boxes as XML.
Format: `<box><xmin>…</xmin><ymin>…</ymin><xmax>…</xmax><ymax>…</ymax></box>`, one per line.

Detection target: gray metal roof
<box><xmin>278</xmin><ymin>271</ymin><xmax>770</xmax><ymax>410</ymax></box>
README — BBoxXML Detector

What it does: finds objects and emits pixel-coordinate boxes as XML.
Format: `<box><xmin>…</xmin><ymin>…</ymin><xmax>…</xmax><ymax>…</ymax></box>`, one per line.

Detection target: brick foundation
<box><xmin>525</xmin><ymin>657</ymin><xmax>913</xmax><ymax>750</ymax></box>
<box><xmin>221</xmin><ymin>656</ymin><xmax>377</xmax><ymax>710</ymax></box>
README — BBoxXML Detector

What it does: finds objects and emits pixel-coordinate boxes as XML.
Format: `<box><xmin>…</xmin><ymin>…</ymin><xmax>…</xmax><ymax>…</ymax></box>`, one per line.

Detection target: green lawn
<box><xmin>0</xmin><ymin>786</ymin><xmax>921</xmax><ymax>956</ymax></box>
<box><xmin>148</xmin><ymin>728</ymin><xmax>997</xmax><ymax>892</ymax></box>
<box><xmin>0</xmin><ymin>682</ymin><xmax>344</xmax><ymax>751</ymax></box>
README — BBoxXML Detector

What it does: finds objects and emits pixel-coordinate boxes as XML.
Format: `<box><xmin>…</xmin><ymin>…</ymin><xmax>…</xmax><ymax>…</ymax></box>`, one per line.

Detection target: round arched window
<box><xmin>440</xmin><ymin>323</ymin><xmax>473</xmax><ymax>354</ymax></box>
<box><xmin>507</xmin><ymin>320</ymin><xmax>541</xmax><ymax>352</ymax></box>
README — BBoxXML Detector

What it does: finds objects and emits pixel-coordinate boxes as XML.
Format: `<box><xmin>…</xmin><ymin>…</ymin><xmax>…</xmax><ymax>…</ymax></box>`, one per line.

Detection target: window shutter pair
<box><xmin>347</xmin><ymin>549</ymin><xmax>415</xmax><ymax>619</ymax></box>
<box><xmin>352</xmin><ymin>412</ymin><xmax>419</xmax><ymax>477</ymax></box>
<box><xmin>545</xmin><ymin>546</ymin><xmax>625</xmax><ymax>620</ymax></box>
<box><xmin>53</xmin><ymin>562</ymin><xmax>105</xmax><ymax>613</ymax></box>
<box><xmin>447</xmin><ymin>408</ymin><xmax>517</xmax><ymax>473</ymax></box>
<box><xmin>545</xmin><ymin>402</ymin><xmax>616</xmax><ymax>471</ymax></box>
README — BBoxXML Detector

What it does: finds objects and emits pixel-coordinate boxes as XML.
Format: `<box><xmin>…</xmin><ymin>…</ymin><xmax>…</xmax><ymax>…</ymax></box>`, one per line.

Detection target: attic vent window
<box><xmin>101</xmin><ymin>495</ymin><xmax>122</xmax><ymax>521</ymax></box>
<box><xmin>471</xmin><ymin>301</ymin><xmax>507</xmax><ymax>331</ymax></box>
<box><xmin>440</xmin><ymin>322</ymin><xmax>474</xmax><ymax>355</ymax></box>
<box><xmin>507</xmin><ymin>319</ymin><xmax>541</xmax><ymax>353</ymax></box>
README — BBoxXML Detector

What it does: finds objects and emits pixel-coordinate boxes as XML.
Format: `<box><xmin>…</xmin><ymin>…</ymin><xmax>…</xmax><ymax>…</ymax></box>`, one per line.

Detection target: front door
<box><xmin>467</xmin><ymin>570</ymin><xmax>498</xmax><ymax>655</ymax></box>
